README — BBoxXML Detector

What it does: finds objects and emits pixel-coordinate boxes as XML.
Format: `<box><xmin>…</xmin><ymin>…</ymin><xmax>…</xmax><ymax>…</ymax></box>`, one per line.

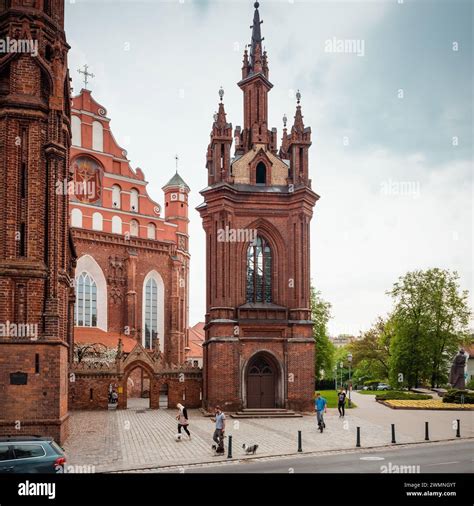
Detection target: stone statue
<box><xmin>449</xmin><ymin>349</ymin><xmax>467</xmax><ymax>390</ymax></box>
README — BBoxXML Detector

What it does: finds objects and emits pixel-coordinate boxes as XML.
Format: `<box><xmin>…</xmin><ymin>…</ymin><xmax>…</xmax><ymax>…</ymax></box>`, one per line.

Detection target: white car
<box><xmin>377</xmin><ymin>383</ymin><xmax>391</xmax><ymax>391</ymax></box>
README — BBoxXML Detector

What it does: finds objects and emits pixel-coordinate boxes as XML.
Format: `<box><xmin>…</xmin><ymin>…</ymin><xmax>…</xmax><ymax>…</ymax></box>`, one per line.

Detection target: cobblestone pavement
<box><xmin>63</xmin><ymin>394</ymin><xmax>473</xmax><ymax>472</ymax></box>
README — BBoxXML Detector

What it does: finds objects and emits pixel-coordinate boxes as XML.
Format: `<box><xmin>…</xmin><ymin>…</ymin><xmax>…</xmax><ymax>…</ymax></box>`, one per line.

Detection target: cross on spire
<box><xmin>77</xmin><ymin>64</ymin><xmax>95</xmax><ymax>90</ymax></box>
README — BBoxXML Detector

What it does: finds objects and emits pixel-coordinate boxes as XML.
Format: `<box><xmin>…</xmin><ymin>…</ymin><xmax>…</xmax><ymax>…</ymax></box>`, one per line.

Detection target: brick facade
<box><xmin>69</xmin><ymin>90</ymin><xmax>190</xmax><ymax>366</ymax></box>
<box><xmin>198</xmin><ymin>2</ymin><xmax>318</xmax><ymax>412</ymax></box>
<box><xmin>0</xmin><ymin>0</ymin><xmax>74</xmax><ymax>444</ymax></box>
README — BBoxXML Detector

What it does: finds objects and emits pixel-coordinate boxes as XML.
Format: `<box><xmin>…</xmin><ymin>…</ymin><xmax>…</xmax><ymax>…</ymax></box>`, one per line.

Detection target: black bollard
<box><xmin>227</xmin><ymin>435</ymin><xmax>233</xmax><ymax>459</ymax></box>
<box><xmin>298</xmin><ymin>430</ymin><xmax>303</xmax><ymax>452</ymax></box>
<box><xmin>391</xmin><ymin>423</ymin><xmax>396</xmax><ymax>444</ymax></box>
<box><xmin>425</xmin><ymin>421</ymin><xmax>429</xmax><ymax>441</ymax></box>
<box><xmin>356</xmin><ymin>427</ymin><xmax>361</xmax><ymax>447</ymax></box>
<box><xmin>456</xmin><ymin>419</ymin><xmax>461</xmax><ymax>438</ymax></box>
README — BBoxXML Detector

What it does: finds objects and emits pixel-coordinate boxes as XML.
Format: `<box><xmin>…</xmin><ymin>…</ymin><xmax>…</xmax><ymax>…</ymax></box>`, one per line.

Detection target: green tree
<box><xmin>349</xmin><ymin>317</ymin><xmax>393</xmax><ymax>383</ymax></box>
<box><xmin>388</xmin><ymin>269</ymin><xmax>470</xmax><ymax>388</ymax></box>
<box><xmin>310</xmin><ymin>287</ymin><xmax>335</xmax><ymax>381</ymax></box>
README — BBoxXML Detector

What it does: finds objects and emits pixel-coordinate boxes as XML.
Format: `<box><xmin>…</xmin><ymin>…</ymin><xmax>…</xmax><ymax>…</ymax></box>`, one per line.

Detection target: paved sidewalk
<box><xmin>349</xmin><ymin>392</ymin><xmax>474</xmax><ymax>441</ymax></box>
<box><xmin>63</xmin><ymin>394</ymin><xmax>473</xmax><ymax>472</ymax></box>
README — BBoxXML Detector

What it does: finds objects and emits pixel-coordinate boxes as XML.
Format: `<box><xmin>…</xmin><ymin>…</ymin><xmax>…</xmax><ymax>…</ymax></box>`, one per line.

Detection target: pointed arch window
<box><xmin>256</xmin><ymin>162</ymin><xmax>266</xmax><ymax>185</ymax></box>
<box><xmin>144</xmin><ymin>277</ymin><xmax>158</xmax><ymax>349</ymax></box>
<box><xmin>246</xmin><ymin>236</ymin><xmax>272</xmax><ymax>303</ymax></box>
<box><xmin>75</xmin><ymin>272</ymin><xmax>97</xmax><ymax>327</ymax></box>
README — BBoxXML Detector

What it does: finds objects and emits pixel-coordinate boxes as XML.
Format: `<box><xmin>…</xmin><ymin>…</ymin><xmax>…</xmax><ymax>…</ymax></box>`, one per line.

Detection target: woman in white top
<box><xmin>176</xmin><ymin>403</ymin><xmax>191</xmax><ymax>439</ymax></box>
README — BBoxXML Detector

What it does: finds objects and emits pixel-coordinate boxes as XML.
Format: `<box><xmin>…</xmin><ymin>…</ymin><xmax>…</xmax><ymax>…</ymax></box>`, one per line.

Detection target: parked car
<box><xmin>377</xmin><ymin>383</ymin><xmax>391</xmax><ymax>391</ymax></box>
<box><xmin>0</xmin><ymin>436</ymin><xmax>66</xmax><ymax>473</ymax></box>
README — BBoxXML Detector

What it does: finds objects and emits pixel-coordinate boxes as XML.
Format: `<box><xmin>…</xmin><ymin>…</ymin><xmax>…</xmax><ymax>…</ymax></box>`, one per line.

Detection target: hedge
<box><xmin>375</xmin><ymin>391</ymin><xmax>431</xmax><ymax>401</ymax></box>
<box><xmin>442</xmin><ymin>389</ymin><xmax>474</xmax><ymax>404</ymax></box>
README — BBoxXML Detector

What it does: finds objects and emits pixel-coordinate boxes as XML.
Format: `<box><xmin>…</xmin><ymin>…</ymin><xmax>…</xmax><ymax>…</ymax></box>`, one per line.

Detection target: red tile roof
<box><xmin>74</xmin><ymin>327</ymin><xmax>137</xmax><ymax>353</ymax></box>
<box><xmin>186</xmin><ymin>322</ymin><xmax>205</xmax><ymax>359</ymax></box>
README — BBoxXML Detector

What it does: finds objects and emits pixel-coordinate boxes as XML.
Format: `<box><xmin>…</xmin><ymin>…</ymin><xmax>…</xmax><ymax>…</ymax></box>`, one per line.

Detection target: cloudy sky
<box><xmin>65</xmin><ymin>0</ymin><xmax>473</xmax><ymax>336</ymax></box>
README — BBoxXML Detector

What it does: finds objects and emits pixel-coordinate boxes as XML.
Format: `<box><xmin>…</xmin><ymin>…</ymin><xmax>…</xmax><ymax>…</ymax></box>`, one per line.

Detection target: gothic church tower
<box><xmin>0</xmin><ymin>0</ymin><xmax>74</xmax><ymax>443</ymax></box>
<box><xmin>198</xmin><ymin>1</ymin><xmax>319</xmax><ymax>412</ymax></box>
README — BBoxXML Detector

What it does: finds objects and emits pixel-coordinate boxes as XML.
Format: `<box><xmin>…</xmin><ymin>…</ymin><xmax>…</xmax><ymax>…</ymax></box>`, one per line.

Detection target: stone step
<box><xmin>231</xmin><ymin>410</ymin><xmax>302</xmax><ymax>419</ymax></box>
<box><xmin>241</xmin><ymin>408</ymin><xmax>292</xmax><ymax>413</ymax></box>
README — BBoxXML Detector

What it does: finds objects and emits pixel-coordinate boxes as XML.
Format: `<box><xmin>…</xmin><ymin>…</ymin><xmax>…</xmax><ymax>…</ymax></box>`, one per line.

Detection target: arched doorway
<box><xmin>159</xmin><ymin>383</ymin><xmax>169</xmax><ymax>409</ymax></box>
<box><xmin>246</xmin><ymin>353</ymin><xmax>277</xmax><ymax>408</ymax></box>
<box><xmin>126</xmin><ymin>365</ymin><xmax>151</xmax><ymax>409</ymax></box>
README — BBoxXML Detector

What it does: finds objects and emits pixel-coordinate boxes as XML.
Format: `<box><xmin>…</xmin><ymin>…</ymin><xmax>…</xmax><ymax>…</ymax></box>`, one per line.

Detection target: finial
<box><xmin>296</xmin><ymin>89</ymin><xmax>301</xmax><ymax>105</ymax></box>
<box><xmin>175</xmin><ymin>154</ymin><xmax>179</xmax><ymax>173</ymax></box>
<box><xmin>283</xmin><ymin>114</ymin><xmax>287</xmax><ymax>128</ymax></box>
<box><xmin>219</xmin><ymin>86</ymin><xmax>224</xmax><ymax>102</ymax></box>
<box><xmin>254</xmin><ymin>1</ymin><xmax>260</xmax><ymax>8</ymax></box>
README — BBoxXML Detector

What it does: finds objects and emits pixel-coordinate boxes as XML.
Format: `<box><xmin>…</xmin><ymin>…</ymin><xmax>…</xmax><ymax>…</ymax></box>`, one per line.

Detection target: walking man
<box><xmin>337</xmin><ymin>388</ymin><xmax>346</xmax><ymax>417</ymax></box>
<box><xmin>315</xmin><ymin>392</ymin><xmax>327</xmax><ymax>433</ymax></box>
<box><xmin>211</xmin><ymin>405</ymin><xmax>226</xmax><ymax>454</ymax></box>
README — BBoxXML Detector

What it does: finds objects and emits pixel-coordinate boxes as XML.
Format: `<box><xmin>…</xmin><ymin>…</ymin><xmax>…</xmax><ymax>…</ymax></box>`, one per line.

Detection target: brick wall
<box><xmin>72</xmin><ymin>230</ymin><xmax>188</xmax><ymax>365</ymax></box>
<box><xmin>69</xmin><ymin>370</ymin><xmax>202</xmax><ymax>411</ymax></box>
<box><xmin>0</xmin><ymin>342</ymin><xmax>70</xmax><ymax>442</ymax></box>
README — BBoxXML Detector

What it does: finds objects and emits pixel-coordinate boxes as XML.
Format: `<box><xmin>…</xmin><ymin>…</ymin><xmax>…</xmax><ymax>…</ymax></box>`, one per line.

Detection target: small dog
<box><xmin>212</xmin><ymin>444</ymin><xmax>225</xmax><ymax>454</ymax></box>
<box><xmin>242</xmin><ymin>443</ymin><xmax>258</xmax><ymax>455</ymax></box>
<box><xmin>175</xmin><ymin>434</ymin><xmax>182</xmax><ymax>442</ymax></box>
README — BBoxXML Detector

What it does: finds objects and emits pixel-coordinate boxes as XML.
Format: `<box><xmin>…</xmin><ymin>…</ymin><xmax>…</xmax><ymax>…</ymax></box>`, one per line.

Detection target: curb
<box><xmin>104</xmin><ymin>436</ymin><xmax>474</xmax><ymax>473</ymax></box>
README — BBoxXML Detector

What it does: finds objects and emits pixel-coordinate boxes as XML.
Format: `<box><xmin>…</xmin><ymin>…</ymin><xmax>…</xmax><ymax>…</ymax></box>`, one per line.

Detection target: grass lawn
<box><xmin>315</xmin><ymin>390</ymin><xmax>357</xmax><ymax>409</ymax></box>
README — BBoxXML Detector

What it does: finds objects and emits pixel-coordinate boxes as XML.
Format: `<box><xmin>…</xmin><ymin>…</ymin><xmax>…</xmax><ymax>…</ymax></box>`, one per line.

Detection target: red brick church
<box><xmin>68</xmin><ymin>88</ymin><xmax>190</xmax><ymax>367</ymax></box>
<box><xmin>0</xmin><ymin>0</ymin><xmax>317</xmax><ymax>444</ymax></box>
<box><xmin>198</xmin><ymin>1</ymin><xmax>318</xmax><ymax>412</ymax></box>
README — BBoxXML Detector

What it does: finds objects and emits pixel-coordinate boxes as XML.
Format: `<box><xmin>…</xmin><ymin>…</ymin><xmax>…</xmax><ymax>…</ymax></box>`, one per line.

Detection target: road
<box><xmin>159</xmin><ymin>440</ymin><xmax>474</xmax><ymax>474</ymax></box>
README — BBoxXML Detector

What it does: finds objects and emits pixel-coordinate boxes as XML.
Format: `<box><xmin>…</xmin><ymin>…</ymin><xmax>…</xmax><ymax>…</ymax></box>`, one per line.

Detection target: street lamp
<box><xmin>340</xmin><ymin>361</ymin><xmax>343</xmax><ymax>389</ymax></box>
<box><xmin>334</xmin><ymin>365</ymin><xmax>338</xmax><ymax>391</ymax></box>
<box><xmin>347</xmin><ymin>353</ymin><xmax>353</xmax><ymax>407</ymax></box>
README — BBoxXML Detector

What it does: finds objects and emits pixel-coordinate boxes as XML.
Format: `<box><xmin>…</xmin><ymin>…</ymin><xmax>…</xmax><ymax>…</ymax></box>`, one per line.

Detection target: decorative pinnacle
<box><xmin>175</xmin><ymin>154</ymin><xmax>179</xmax><ymax>173</ymax></box>
<box><xmin>219</xmin><ymin>86</ymin><xmax>224</xmax><ymax>102</ymax></box>
<box><xmin>254</xmin><ymin>1</ymin><xmax>260</xmax><ymax>8</ymax></box>
<box><xmin>296</xmin><ymin>89</ymin><xmax>301</xmax><ymax>105</ymax></box>
<box><xmin>213</xmin><ymin>111</ymin><xmax>218</xmax><ymax>122</ymax></box>
<box><xmin>283</xmin><ymin>114</ymin><xmax>287</xmax><ymax>128</ymax></box>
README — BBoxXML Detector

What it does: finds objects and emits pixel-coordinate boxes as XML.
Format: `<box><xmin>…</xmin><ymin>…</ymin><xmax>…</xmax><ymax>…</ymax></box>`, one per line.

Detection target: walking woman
<box><xmin>176</xmin><ymin>403</ymin><xmax>191</xmax><ymax>439</ymax></box>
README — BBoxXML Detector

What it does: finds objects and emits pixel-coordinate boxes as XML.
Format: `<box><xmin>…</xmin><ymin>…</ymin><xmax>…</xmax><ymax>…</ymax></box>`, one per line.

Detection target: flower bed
<box><xmin>379</xmin><ymin>399</ymin><xmax>474</xmax><ymax>410</ymax></box>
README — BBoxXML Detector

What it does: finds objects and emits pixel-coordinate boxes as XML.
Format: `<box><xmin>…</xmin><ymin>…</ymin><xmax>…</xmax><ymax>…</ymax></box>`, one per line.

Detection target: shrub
<box><xmin>315</xmin><ymin>379</ymin><xmax>337</xmax><ymax>390</ymax></box>
<box><xmin>375</xmin><ymin>391</ymin><xmax>431</xmax><ymax>401</ymax></box>
<box><xmin>442</xmin><ymin>389</ymin><xmax>474</xmax><ymax>404</ymax></box>
<box><xmin>466</xmin><ymin>378</ymin><xmax>474</xmax><ymax>390</ymax></box>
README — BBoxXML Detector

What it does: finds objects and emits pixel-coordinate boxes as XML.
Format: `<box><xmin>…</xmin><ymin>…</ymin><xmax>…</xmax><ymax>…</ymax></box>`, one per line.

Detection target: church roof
<box><xmin>162</xmin><ymin>172</ymin><xmax>190</xmax><ymax>191</ymax></box>
<box><xmin>74</xmin><ymin>327</ymin><xmax>137</xmax><ymax>353</ymax></box>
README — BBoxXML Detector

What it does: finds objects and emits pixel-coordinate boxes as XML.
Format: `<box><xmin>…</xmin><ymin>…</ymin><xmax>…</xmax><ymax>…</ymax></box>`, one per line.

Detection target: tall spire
<box><xmin>250</xmin><ymin>1</ymin><xmax>264</xmax><ymax>72</ymax></box>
